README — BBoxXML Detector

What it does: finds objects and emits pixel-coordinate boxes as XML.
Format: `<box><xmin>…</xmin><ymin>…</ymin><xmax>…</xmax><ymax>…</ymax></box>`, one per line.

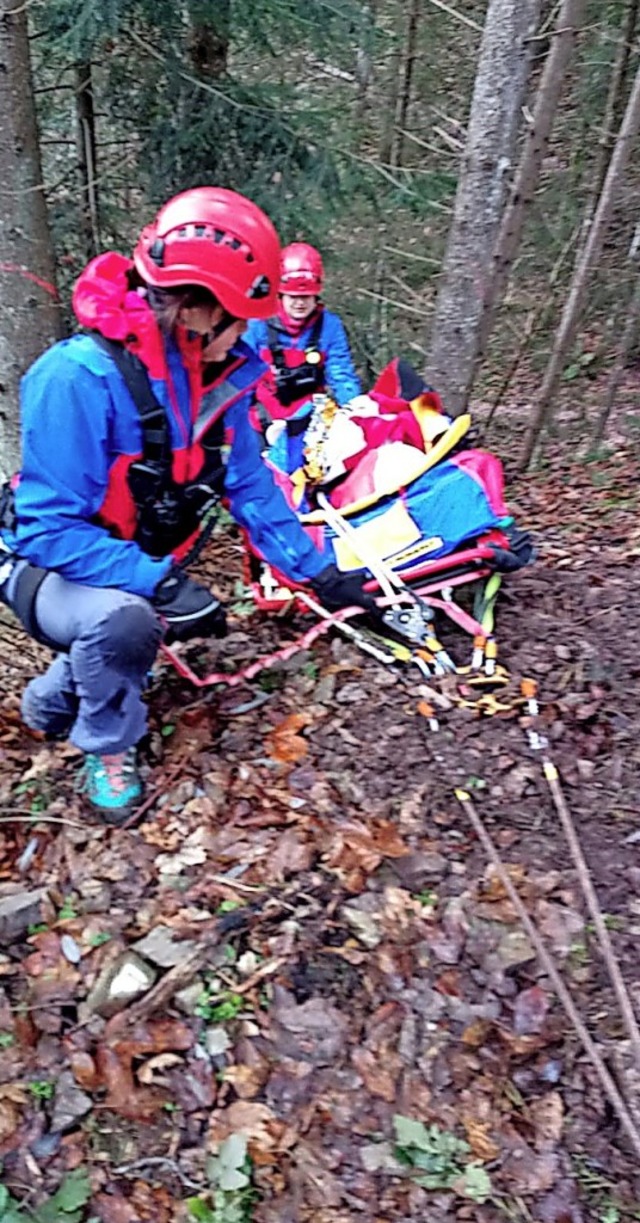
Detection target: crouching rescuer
<box><xmin>0</xmin><ymin>187</ymin><xmax>376</xmax><ymax>824</ymax></box>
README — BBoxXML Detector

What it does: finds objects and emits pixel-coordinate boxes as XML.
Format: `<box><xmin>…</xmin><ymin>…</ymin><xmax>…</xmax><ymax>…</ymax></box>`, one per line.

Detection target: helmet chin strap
<box><xmin>202</xmin><ymin>309</ymin><xmax>239</xmax><ymax>346</ymax></box>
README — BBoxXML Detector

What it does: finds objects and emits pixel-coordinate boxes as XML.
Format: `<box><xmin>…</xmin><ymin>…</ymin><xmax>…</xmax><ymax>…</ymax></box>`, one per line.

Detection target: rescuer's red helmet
<box><xmin>278</xmin><ymin>242</ymin><xmax>324</xmax><ymax>295</ymax></box>
<box><xmin>133</xmin><ymin>186</ymin><xmax>281</xmax><ymax>319</ymax></box>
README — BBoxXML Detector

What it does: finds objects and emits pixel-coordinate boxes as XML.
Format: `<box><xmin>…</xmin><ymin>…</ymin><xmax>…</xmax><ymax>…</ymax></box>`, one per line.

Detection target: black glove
<box><xmin>153</xmin><ymin>565</ymin><xmax>227</xmax><ymax>643</ymax></box>
<box><xmin>489</xmin><ymin>527</ymin><xmax>535</xmax><ymax>572</ymax></box>
<box><xmin>310</xmin><ymin>563</ymin><xmax>379</xmax><ymax>616</ymax></box>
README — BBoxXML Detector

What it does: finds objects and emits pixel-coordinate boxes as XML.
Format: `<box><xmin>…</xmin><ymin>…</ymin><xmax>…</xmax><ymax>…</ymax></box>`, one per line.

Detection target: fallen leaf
<box><xmin>536</xmin><ymin>900</ymin><xmax>585</xmax><ymax>958</ymax></box>
<box><xmin>93</xmin><ymin>1191</ymin><xmax>143</xmax><ymax>1222</ymax></box>
<box><xmin>461</xmin><ymin>1019</ymin><xmax>492</xmax><ymax>1048</ymax></box>
<box><xmin>266</xmin><ymin>712</ymin><xmax>310</xmax><ymax>764</ymax></box>
<box><xmin>530</xmin><ymin>1091</ymin><xmax>564</xmax><ymax>1151</ymax></box>
<box><xmin>462</xmin><ymin>1115</ymin><xmax>500</xmax><ymax>1162</ymax></box>
<box><xmin>513</xmin><ymin>985</ymin><xmax>551</xmax><ymax>1035</ymax></box>
<box><xmin>351</xmin><ymin>1047</ymin><xmax>398</xmax><ymax>1102</ymax></box>
<box><xmin>136</xmin><ymin>1052</ymin><xmax>184</xmax><ymax>1085</ymax></box>
<box><xmin>268</xmin><ymin>828</ymin><xmax>314</xmax><ymax>881</ymax></box>
<box><xmin>209</xmin><ymin>1100</ymin><xmax>283</xmax><ymax>1161</ymax></box>
<box><xmin>0</xmin><ymin>1098</ymin><xmax>20</xmax><ymax>1141</ymax></box>
<box><xmin>0</xmin><ymin>1083</ymin><xmax>29</xmax><ymax>1105</ymax></box>
<box><xmin>480</xmin><ymin>862</ymin><xmax>527</xmax><ymax>901</ymax></box>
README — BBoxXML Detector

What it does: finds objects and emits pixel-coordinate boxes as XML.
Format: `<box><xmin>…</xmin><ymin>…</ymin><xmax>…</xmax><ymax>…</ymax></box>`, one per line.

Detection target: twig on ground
<box><xmin>107</xmin><ymin>899</ymin><xmax>287</xmax><ymax>1028</ymax></box>
<box><xmin>233</xmin><ymin>955</ymin><xmax>289</xmax><ymax>996</ymax></box>
<box><xmin>107</xmin><ymin>939</ymin><xmax>222</xmax><ymax>1027</ymax></box>
<box><xmin>0</xmin><ymin>812</ymin><xmax>86</xmax><ymax>828</ymax></box>
<box><xmin>541</xmin><ymin>757</ymin><xmax>640</xmax><ymax>1079</ymax></box>
<box><xmin>455</xmin><ymin>788</ymin><xmax>640</xmax><ymax>1160</ymax></box>
<box><xmin>111</xmin><ymin>1156</ymin><xmax>202</xmax><ymax>1191</ymax></box>
<box><xmin>120</xmin><ymin>759</ymin><xmax>186</xmax><ymax>830</ymax></box>
<box><xmin>209</xmin><ymin>874</ymin><xmax>266</xmax><ymax>893</ymax></box>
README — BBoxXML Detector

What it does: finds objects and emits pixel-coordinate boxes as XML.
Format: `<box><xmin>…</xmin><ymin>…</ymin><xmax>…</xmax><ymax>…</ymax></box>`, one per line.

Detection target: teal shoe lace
<box><xmin>81</xmin><ymin>748</ymin><xmax>142</xmax><ymax>812</ymax></box>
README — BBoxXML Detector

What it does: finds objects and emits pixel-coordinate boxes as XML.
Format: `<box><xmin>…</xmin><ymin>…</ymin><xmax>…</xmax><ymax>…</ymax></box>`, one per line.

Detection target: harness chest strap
<box><xmin>266</xmin><ymin>312</ymin><xmax>324</xmax><ymax>371</ymax></box>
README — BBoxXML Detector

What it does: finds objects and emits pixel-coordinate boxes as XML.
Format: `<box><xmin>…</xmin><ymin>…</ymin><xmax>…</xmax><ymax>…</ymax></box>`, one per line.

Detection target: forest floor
<box><xmin>1</xmin><ymin>406</ymin><xmax>640</xmax><ymax>1223</ymax></box>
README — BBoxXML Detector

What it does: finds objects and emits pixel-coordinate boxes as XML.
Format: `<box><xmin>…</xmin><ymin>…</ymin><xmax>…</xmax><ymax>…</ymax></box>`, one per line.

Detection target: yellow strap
<box><xmin>301</xmin><ymin>414</ymin><xmax>473</xmax><ymax>524</ymax></box>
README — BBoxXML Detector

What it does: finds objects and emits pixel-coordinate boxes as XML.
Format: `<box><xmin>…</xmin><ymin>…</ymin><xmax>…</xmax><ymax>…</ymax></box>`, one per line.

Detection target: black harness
<box><xmin>266</xmin><ymin>313</ymin><xmax>325</xmax><ymax>409</ymax></box>
<box><xmin>92</xmin><ymin>336</ymin><xmax>225</xmax><ymax>558</ymax></box>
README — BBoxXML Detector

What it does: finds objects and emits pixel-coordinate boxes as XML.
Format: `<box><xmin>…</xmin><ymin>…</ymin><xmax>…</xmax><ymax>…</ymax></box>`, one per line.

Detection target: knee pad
<box><xmin>99</xmin><ymin>597</ymin><xmax>162</xmax><ymax>670</ymax></box>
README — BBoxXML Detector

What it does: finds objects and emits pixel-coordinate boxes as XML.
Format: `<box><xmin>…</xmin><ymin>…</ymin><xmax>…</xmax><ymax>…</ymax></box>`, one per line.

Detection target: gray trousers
<box><xmin>14</xmin><ymin>571</ymin><xmax>162</xmax><ymax>755</ymax></box>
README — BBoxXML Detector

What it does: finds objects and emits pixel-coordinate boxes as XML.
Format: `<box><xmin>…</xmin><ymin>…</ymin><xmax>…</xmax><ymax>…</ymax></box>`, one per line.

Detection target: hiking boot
<box><xmin>80</xmin><ymin>748</ymin><xmax>143</xmax><ymax>825</ymax></box>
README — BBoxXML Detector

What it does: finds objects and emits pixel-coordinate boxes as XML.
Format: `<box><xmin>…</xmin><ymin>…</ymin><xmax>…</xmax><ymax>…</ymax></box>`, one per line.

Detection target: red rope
<box><xmin>159</xmin><ymin>606</ymin><xmax>365</xmax><ymax>688</ymax></box>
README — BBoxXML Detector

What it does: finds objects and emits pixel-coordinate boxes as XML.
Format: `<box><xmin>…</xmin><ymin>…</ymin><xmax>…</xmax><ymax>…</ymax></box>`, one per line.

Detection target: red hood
<box><xmin>71</xmin><ymin>251</ymin><xmax>195</xmax><ymax>379</ymax></box>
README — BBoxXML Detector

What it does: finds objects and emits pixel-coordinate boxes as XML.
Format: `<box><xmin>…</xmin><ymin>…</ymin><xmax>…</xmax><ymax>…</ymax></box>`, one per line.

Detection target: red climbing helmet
<box><xmin>278</xmin><ymin>242</ymin><xmax>324</xmax><ymax>295</ymax></box>
<box><xmin>133</xmin><ymin>186</ymin><xmax>281</xmax><ymax>319</ymax></box>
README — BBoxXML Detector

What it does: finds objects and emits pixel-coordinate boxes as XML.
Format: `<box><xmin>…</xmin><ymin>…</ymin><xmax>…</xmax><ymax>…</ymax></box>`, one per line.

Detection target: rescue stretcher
<box><xmin>161</xmin><ymin>358</ymin><xmax>532</xmax><ymax>688</ymax></box>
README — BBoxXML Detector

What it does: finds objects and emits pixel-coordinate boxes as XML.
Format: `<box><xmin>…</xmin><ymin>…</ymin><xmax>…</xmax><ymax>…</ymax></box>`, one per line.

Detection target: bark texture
<box><xmin>521</xmin><ymin>62</ymin><xmax>640</xmax><ymax>469</ymax></box>
<box><xmin>390</xmin><ymin>0</ymin><xmax>420</xmax><ymax>168</ymax></box>
<box><xmin>473</xmin><ymin>0</ymin><xmax>585</xmax><ymax>379</ymax></box>
<box><xmin>425</xmin><ymin>0</ymin><xmax>540</xmax><ymax>416</ymax></box>
<box><xmin>75</xmin><ymin>59</ymin><xmax>100</xmax><ymax>261</ymax></box>
<box><xmin>0</xmin><ymin>0</ymin><xmax>61</xmax><ymax>478</ymax></box>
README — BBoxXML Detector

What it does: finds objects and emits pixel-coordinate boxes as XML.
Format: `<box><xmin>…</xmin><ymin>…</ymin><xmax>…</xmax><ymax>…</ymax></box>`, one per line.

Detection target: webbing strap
<box><xmin>11</xmin><ymin>563</ymin><xmax>62</xmax><ymax>650</ymax></box>
<box><xmin>91</xmin><ymin>335</ymin><xmax>170</xmax><ymax>467</ymax></box>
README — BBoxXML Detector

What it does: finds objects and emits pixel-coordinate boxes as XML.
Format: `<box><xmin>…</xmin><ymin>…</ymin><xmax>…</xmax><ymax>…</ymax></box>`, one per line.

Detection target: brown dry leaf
<box><xmin>129</xmin><ymin>1180</ymin><xmax>174</xmax><ymax>1222</ymax></box>
<box><xmin>68</xmin><ymin>1050</ymin><xmax>101</xmax><ymax>1092</ymax></box>
<box><xmin>289</xmin><ymin>1139</ymin><xmax>343</xmax><ymax>1209</ymax></box>
<box><xmin>0</xmin><ymin>1098</ymin><xmax>20</xmax><ymax>1141</ymax></box>
<box><xmin>497</xmin><ymin>1026</ymin><xmax>551</xmax><ymax>1056</ymax></box>
<box><xmin>382</xmin><ymin>885</ymin><xmax>423</xmax><ymax>930</ymax></box>
<box><xmin>530</xmin><ymin>1091</ymin><xmax>564</xmax><ymax>1151</ymax></box>
<box><xmin>266</xmin><ymin>712</ymin><xmax>310</xmax><ymax>764</ymax></box>
<box><xmin>209</xmin><ymin>1100</ymin><xmax>283</xmax><ymax>1162</ymax></box>
<box><xmin>106</xmin><ymin>1018</ymin><xmax>194</xmax><ymax>1055</ymax></box>
<box><xmin>462</xmin><ymin>1115</ymin><xmax>500</xmax><ymax>1162</ymax></box>
<box><xmin>461</xmin><ymin>1019</ymin><xmax>492</xmax><ymax>1048</ymax></box>
<box><xmin>96</xmin><ymin>1045</ymin><xmax>160</xmax><ymax>1120</ymax></box>
<box><xmin>136</xmin><ymin>1052</ymin><xmax>184</xmax><ymax>1085</ymax></box>
<box><xmin>224</xmin><ymin>1061</ymin><xmax>269</xmax><ymax>1100</ymax></box>
<box><xmin>536</xmin><ymin>900</ymin><xmax>585</xmax><ymax>958</ymax></box>
<box><xmin>271</xmin><ymin>989</ymin><xmax>349</xmax><ymax>1064</ymax></box>
<box><xmin>93</xmin><ymin>1192</ymin><xmax>140</xmax><ymax>1223</ymax></box>
<box><xmin>351</xmin><ymin>1047</ymin><xmax>398</xmax><ymax>1102</ymax></box>
<box><xmin>22</xmin><ymin>929</ymin><xmax>64</xmax><ymax>976</ymax></box>
<box><xmin>502</xmin><ymin>1142</ymin><xmax>559</xmax><ymax>1195</ymax></box>
<box><xmin>0</xmin><ymin>1083</ymin><xmax>29</xmax><ymax>1105</ymax></box>
<box><xmin>324</xmin><ymin>819</ymin><xmax>408</xmax><ymax>888</ymax></box>
<box><xmin>513</xmin><ymin>984</ymin><xmax>551</xmax><ymax>1036</ymax></box>
<box><xmin>96</xmin><ymin>1019</ymin><xmax>193</xmax><ymax>1119</ymax></box>
<box><xmin>480</xmin><ymin>862</ymin><xmax>527</xmax><ymax>902</ymax></box>
<box><xmin>269</xmin><ymin>828</ymin><xmax>314</xmax><ymax>881</ymax></box>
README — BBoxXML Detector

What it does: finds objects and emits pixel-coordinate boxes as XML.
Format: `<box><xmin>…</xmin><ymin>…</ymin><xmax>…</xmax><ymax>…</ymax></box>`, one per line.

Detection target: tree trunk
<box><xmin>425</xmin><ymin>0</ymin><xmax>541</xmax><ymax>416</ymax></box>
<box><xmin>354</xmin><ymin>1</ymin><xmax>377</xmax><ymax>122</ymax></box>
<box><xmin>520</xmin><ymin>61</ymin><xmax>640</xmax><ymax>469</ymax></box>
<box><xmin>472</xmin><ymin>0</ymin><xmax>585</xmax><ymax>380</ymax></box>
<box><xmin>593</xmin><ymin>222</ymin><xmax>640</xmax><ymax>443</ymax></box>
<box><xmin>75</xmin><ymin>59</ymin><xmax>100</xmax><ymax>261</ymax></box>
<box><xmin>390</xmin><ymin>0</ymin><xmax>420</xmax><ymax>169</ymax></box>
<box><xmin>587</xmin><ymin>0</ymin><xmax>640</xmax><ymax>222</ymax></box>
<box><xmin>0</xmin><ymin>0</ymin><xmax>61</xmax><ymax>479</ymax></box>
<box><xmin>186</xmin><ymin>0</ymin><xmax>230</xmax><ymax>78</ymax></box>
<box><xmin>379</xmin><ymin>42</ymin><xmax>401</xmax><ymax>166</ymax></box>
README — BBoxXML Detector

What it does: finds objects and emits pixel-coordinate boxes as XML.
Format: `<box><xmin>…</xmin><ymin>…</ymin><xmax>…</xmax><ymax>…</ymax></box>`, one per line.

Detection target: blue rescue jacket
<box><xmin>2</xmin><ymin>253</ymin><xmax>332</xmax><ymax>597</ymax></box>
<box><xmin>244</xmin><ymin>308</ymin><xmax>361</xmax><ymax>407</ymax></box>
